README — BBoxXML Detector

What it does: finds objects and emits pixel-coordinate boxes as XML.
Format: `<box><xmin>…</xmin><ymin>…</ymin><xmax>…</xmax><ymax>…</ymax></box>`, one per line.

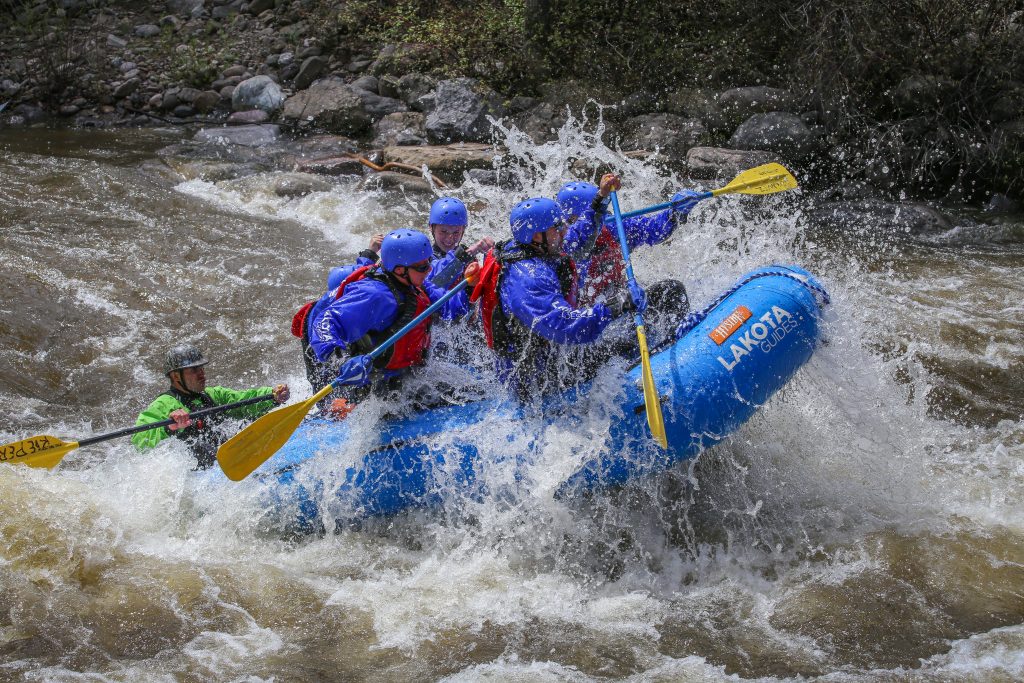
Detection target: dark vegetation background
<box><xmin>323</xmin><ymin>0</ymin><xmax>1024</xmax><ymax>201</ymax></box>
<box><xmin>3</xmin><ymin>0</ymin><xmax>1023</xmax><ymax>201</ymax></box>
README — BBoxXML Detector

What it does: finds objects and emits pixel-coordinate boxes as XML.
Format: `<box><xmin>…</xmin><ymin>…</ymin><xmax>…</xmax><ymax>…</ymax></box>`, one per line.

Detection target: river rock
<box><xmin>193</xmin><ymin>124</ymin><xmax>281</xmax><ymax>146</ymax></box>
<box><xmin>227</xmin><ymin>109</ymin><xmax>269</xmax><ymax>125</ymax></box>
<box><xmin>232</xmin><ymin>75</ymin><xmax>284</xmax><ymax>113</ymax></box>
<box><xmin>425</xmin><ymin>78</ymin><xmax>506</xmax><ymax>144</ymax></box>
<box><xmin>360</xmin><ymin>171</ymin><xmax>433</xmax><ymax>194</ymax></box>
<box><xmin>619</xmin><ymin>113</ymin><xmax>707</xmax><ymax>161</ymax></box>
<box><xmin>809</xmin><ymin>198</ymin><xmax>953</xmax><ymax>236</ymax></box>
<box><xmin>685</xmin><ymin>146</ymin><xmax>780</xmax><ymax>179</ymax></box>
<box><xmin>281</xmin><ymin>78</ymin><xmax>372</xmax><ymax>135</ymax></box>
<box><xmin>289</xmin><ymin>134</ymin><xmax>360</xmax><ymax>160</ymax></box>
<box><xmin>396</xmin><ymin>72</ymin><xmax>436</xmax><ymax>109</ymax></box>
<box><xmin>373</xmin><ymin>111</ymin><xmax>427</xmax><ymax>147</ymax></box>
<box><xmin>133</xmin><ymin>24</ymin><xmax>161</xmax><ymax>38</ymax></box>
<box><xmin>378</xmin><ymin>75</ymin><xmax>400</xmax><ymax>99</ymax></box>
<box><xmin>295</xmin><ymin>156</ymin><xmax>365</xmax><ymax>176</ymax></box>
<box><xmin>383</xmin><ymin>143</ymin><xmax>495</xmax><ymax>181</ymax></box>
<box><xmin>355</xmin><ymin>90</ymin><xmax>408</xmax><ymax>120</ymax></box>
<box><xmin>177</xmin><ymin>87</ymin><xmax>202</xmax><ymax>104</ymax></box>
<box><xmin>171</xmin><ymin>161</ymin><xmax>266</xmax><ymax>181</ymax></box>
<box><xmin>269</xmin><ymin>172</ymin><xmax>333</xmax><ymax>197</ymax></box>
<box><xmin>351</xmin><ymin>75</ymin><xmax>379</xmax><ymax>93</ymax></box>
<box><xmin>729</xmin><ymin>112</ymin><xmax>819</xmax><ymax>161</ymax></box>
<box><xmin>112</xmin><ymin>78</ymin><xmax>140</xmax><ymax>100</ymax></box>
<box><xmin>293</xmin><ymin>55</ymin><xmax>327</xmax><ymax>91</ymax></box>
<box><xmin>193</xmin><ymin>90</ymin><xmax>220</xmax><ymax>113</ymax></box>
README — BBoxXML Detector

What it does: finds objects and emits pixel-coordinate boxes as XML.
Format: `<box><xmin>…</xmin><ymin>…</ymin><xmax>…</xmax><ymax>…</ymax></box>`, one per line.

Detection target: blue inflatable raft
<box><xmin>243</xmin><ymin>265</ymin><xmax>829</xmax><ymax>528</ymax></box>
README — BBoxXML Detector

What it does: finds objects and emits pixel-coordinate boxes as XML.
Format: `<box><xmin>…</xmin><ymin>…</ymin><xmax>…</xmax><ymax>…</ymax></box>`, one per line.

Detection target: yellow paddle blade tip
<box><xmin>1</xmin><ymin>435</ymin><xmax>78</xmax><ymax>469</ymax></box>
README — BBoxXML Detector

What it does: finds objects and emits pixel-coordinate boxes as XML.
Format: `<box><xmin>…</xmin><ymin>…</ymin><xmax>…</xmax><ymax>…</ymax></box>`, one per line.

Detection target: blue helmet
<box><xmin>381</xmin><ymin>228</ymin><xmax>432</xmax><ymax>271</ymax></box>
<box><xmin>429</xmin><ymin>197</ymin><xmax>468</xmax><ymax>227</ymax></box>
<box><xmin>556</xmin><ymin>181</ymin><xmax>599</xmax><ymax>219</ymax></box>
<box><xmin>509</xmin><ymin>197</ymin><xmax>563</xmax><ymax>244</ymax></box>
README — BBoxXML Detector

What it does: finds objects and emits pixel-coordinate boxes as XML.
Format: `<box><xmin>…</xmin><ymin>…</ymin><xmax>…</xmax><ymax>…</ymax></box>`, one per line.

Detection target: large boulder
<box><xmin>383</xmin><ymin>143</ymin><xmax>495</xmax><ymax>182</ymax></box>
<box><xmin>619</xmin><ymin>113</ymin><xmax>707</xmax><ymax>161</ymax></box>
<box><xmin>425</xmin><ymin>78</ymin><xmax>506</xmax><ymax>144</ymax></box>
<box><xmin>232</xmin><ymin>75</ymin><xmax>284</xmax><ymax>114</ymax></box>
<box><xmin>280</xmin><ymin>78</ymin><xmax>372</xmax><ymax>135</ymax></box>
<box><xmin>685</xmin><ymin>147</ymin><xmax>780</xmax><ymax>180</ymax></box>
<box><xmin>729</xmin><ymin>112</ymin><xmax>820</xmax><ymax>161</ymax></box>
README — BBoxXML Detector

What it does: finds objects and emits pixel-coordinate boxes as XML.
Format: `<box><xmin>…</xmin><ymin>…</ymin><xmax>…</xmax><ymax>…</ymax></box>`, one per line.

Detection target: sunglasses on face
<box><xmin>406</xmin><ymin>261</ymin><xmax>431</xmax><ymax>273</ymax></box>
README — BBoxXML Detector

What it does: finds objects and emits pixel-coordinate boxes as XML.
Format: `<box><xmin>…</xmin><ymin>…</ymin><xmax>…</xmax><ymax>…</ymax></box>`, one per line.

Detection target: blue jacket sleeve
<box><xmin>428</xmin><ymin>250</ymin><xmax>466</xmax><ymax>290</ymax></box>
<box><xmin>622</xmin><ymin>209</ymin><xmax>677</xmax><ymax>249</ymax></box>
<box><xmin>308</xmin><ymin>280</ymin><xmax>398</xmax><ymax>361</ymax></box>
<box><xmin>500</xmin><ymin>259</ymin><xmax>612</xmax><ymax>345</ymax></box>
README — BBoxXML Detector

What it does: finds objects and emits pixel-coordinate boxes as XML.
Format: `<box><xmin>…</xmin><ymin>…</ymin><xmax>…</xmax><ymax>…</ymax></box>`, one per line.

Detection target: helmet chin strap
<box><xmin>534</xmin><ymin>230</ymin><xmax>555</xmax><ymax>255</ymax></box>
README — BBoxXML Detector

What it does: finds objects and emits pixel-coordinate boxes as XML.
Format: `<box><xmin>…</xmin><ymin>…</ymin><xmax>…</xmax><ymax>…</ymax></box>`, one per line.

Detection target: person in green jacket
<box><xmin>133</xmin><ymin>345</ymin><xmax>290</xmax><ymax>469</ymax></box>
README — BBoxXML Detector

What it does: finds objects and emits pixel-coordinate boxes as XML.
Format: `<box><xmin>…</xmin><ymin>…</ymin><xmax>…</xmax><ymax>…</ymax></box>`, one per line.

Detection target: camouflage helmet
<box><xmin>163</xmin><ymin>345</ymin><xmax>209</xmax><ymax>376</ymax></box>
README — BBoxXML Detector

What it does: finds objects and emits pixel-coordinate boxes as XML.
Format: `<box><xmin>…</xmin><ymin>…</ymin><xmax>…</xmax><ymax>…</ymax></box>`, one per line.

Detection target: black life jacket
<box><xmin>471</xmin><ymin>240</ymin><xmax>577</xmax><ymax>360</ymax></box>
<box><xmin>161</xmin><ymin>387</ymin><xmax>222</xmax><ymax>470</ymax></box>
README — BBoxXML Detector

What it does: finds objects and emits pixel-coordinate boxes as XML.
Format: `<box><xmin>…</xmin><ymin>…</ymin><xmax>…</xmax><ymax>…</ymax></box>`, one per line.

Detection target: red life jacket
<box><xmin>336</xmin><ymin>264</ymin><xmax>433</xmax><ymax>371</ymax></box>
<box><xmin>470</xmin><ymin>241</ymin><xmax>577</xmax><ymax>353</ymax></box>
<box><xmin>581</xmin><ymin>226</ymin><xmax>625</xmax><ymax>305</ymax></box>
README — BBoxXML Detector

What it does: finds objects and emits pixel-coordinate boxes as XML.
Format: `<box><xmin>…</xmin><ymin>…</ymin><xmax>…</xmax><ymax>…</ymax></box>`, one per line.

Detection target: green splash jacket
<box><xmin>131</xmin><ymin>386</ymin><xmax>274</xmax><ymax>452</ymax></box>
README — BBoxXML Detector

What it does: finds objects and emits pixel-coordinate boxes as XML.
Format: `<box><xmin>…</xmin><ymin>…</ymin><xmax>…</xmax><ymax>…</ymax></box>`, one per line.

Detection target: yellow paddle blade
<box><xmin>216</xmin><ymin>385</ymin><xmax>332</xmax><ymax>481</ymax></box>
<box><xmin>1</xmin><ymin>435</ymin><xmax>79</xmax><ymax>469</ymax></box>
<box><xmin>636</xmin><ymin>325</ymin><xmax>668</xmax><ymax>449</ymax></box>
<box><xmin>712</xmin><ymin>162</ymin><xmax>798</xmax><ymax>197</ymax></box>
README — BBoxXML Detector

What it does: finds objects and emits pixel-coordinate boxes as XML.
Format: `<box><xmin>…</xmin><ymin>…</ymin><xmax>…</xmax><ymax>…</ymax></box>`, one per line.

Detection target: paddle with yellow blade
<box><xmin>1</xmin><ymin>393</ymin><xmax>274</xmax><ymax>470</ymax></box>
<box><xmin>609</xmin><ymin>190</ymin><xmax>669</xmax><ymax>448</ymax></box>
<box><xmin>614</xmin><ymin>162</ymin><xmax>799</xmax><ymax>222</ymax></box>
<box><xmin>216</xmin><ymin>277</ymin><xmax>472</xmax><ymax>482</ymax></box>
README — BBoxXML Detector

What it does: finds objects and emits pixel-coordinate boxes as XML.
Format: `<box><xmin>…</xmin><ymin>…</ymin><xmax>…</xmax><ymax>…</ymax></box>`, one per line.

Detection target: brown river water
<box><xmin>1</xmin><ymin>125</ymin><xmax>1023</xmax><ymax>682</ymax></box>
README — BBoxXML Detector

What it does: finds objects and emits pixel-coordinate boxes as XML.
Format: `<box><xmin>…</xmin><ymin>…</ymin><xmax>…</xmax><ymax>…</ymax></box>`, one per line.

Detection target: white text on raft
<box><xmin>716</xmin><ymin>306</ymin><xmax>797</xmax><ymax>371</ymax></box>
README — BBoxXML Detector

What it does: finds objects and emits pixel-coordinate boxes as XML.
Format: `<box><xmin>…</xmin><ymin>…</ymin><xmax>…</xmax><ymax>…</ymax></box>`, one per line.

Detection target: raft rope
<box><xmin>649</xmin><ymin>270</ymin><xmax>831</xmax><ymax>356</ymax></box>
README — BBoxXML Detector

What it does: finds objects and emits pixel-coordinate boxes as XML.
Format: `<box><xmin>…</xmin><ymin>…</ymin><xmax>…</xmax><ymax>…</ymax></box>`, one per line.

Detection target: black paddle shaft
<box><xmin>77</xmin><ymin>394</ymin><xmax>275</xmax><ymax>447</ymax></box>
